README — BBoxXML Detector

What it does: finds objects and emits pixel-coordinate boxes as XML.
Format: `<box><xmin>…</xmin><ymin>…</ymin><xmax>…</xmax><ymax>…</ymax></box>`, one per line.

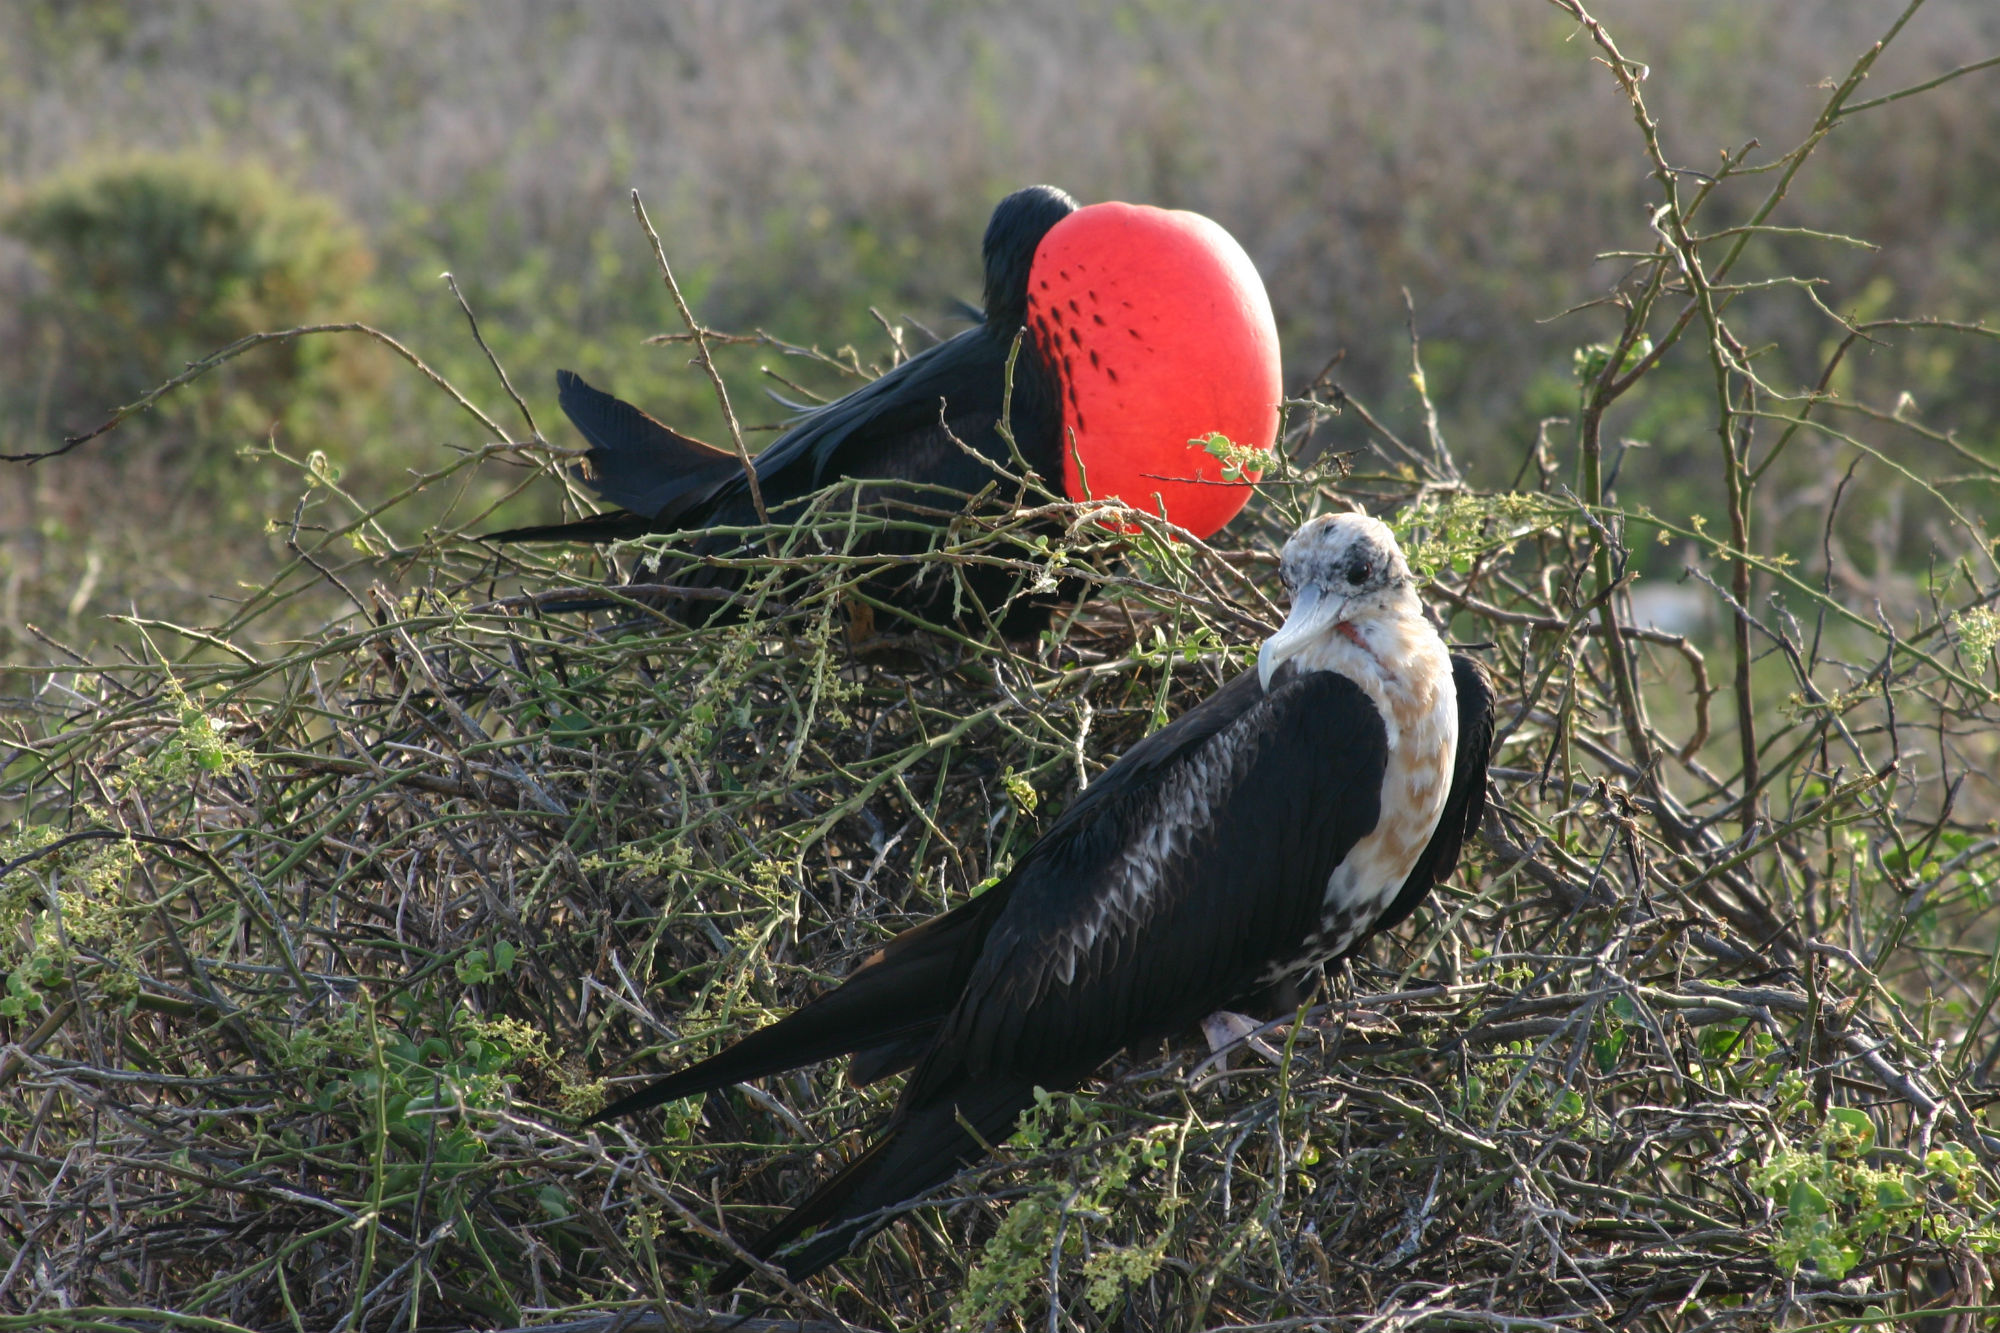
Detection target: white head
<box><xmin>1258</xmin><ymin>512</ymin><xmax>1421</xmax><ymax>689</ymax></box>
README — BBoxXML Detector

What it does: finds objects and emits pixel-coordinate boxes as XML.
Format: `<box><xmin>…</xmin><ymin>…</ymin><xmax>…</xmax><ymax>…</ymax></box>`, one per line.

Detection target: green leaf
<box><xmin>1826</xmin><ymin>1107</ymin><xmax>1876</xmax><ymax>1154</ymax></box>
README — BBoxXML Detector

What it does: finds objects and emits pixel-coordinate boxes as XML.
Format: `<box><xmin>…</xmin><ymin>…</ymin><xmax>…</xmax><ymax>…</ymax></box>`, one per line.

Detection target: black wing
<box><xmin>713</xmin><ymin>668</ymin><xmax>1394</xmax><ymax>1286</ymax></box>
<box><xmin>594</xmin><ymin>668</ymin><xmax>1278</xmax><ymax>1128</ymax></box>
<box><xmin>1031</xmin><ymin>666</ymin><xmax>1273</xmax><ymax>843</ymax></box>
<box><xmin>724</xmin><ymin>179</ymin><xmax>1076</xmax><ymax>498</ymax></box>
<box><xmin>932</xmin><ymin>666</ymin><xmax>1390</xmax><ymax>1085</ymax></box>
<box><xmin>502</xmin><ymin>329</ymin><xmax>1065</xmax><ymax>554</ymax></box>
<box><xmin>697</xmin><ymin>323</ymin><xmax>1064</xmax><ymax>528</ymax></box>
<box><xmin>483</xmin><ymin>370</ymin><xmax>747</xmax><ymax>542</ymax></box>
<box><xmin>586</xmin><ymin>883</ymin><xmax>1013</xmax><ymax>1124</ymax></box>
<box><xmin>745</xmin><ymin>325</ymin><xmax>1004</xmax><ymax>487</ymax></box>
<box><xmin>552</xmin><ymin>369</ymin><xmax>748</xmax><ymax>525</ymax></box>
<box><xmin>708</xmin><ymin>1074</ymin><xmax>1035</xmax><ymax>1290</ymax></box>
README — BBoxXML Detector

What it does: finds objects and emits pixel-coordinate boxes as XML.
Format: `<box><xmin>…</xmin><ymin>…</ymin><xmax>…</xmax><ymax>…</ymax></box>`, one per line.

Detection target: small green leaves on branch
<box><xmin>1951</xmin><ymin>606</ymin><xmax>2000</xmax><ymax>672</ymax></box>
<box><xmin>1197</xmin><ymin>431</ymin><xmax>1265</xmax><ymax>483</ymax></box>
<box><xmin>1573</xmin><ymin>336</ymin><xmax>1654</xmax><ymax>385</ymax></box>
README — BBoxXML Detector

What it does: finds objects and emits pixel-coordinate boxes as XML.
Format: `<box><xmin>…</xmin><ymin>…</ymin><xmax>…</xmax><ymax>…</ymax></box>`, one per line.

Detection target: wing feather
<box><xmin>919</xmin><ymin>667</ymin><xmax>1392</xmax><ymax>1093</ymax></box>
<box><xmin>690</xmin><ymin>656</ymin><xmax>1462</xmax><ymax>1288</ymax></box>
<box><xmin>714</xmin><ymin>323</ymin><xmax>1060</xmax><ymax>502</ymax></box>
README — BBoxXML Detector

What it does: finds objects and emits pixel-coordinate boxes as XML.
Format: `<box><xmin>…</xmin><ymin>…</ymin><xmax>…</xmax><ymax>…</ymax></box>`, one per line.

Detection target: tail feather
<box><xmin>588</xmin><ymin>890</ymin><xmax>1004</xmax><ymax>1125</ymax></box>
<box><xmin>709</xmin><ymin>1078</ymin><xmax>1038</xmax><ymax>1292</ymax></box>
<box><xmin>705</xmin><ymin>1123</ymin><xmax>899</xmax><ymax>1292</ymax></box>
<box><xmin>480</xmin><ymin>371</ymin><xmax>749</xmax><ymax>544</ymax></box>
<box><xmin>557</xmin><ymin>369</ymin><xmax>747</xmax><ymax>525</ymax></box>
<box><xmin>480</xmin><ymin>510</ymin><xmax>662</xmax><ymax>545</ymax></box>
<box><xmin>588</xmin><ymin>1005</ymin><xmax>941</xmax><ymax>1125</ymax></box>
<box><xmin>846</xmin><ymin>1031</ymin><xmax>933</xmax><ymax>1087</ymax></box>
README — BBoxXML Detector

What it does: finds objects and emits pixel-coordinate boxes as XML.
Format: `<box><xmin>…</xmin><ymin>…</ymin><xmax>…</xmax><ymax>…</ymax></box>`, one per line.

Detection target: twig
<box><xmin>445</xmin><ymin>272</ymin><xmax>540</xmax><ymax>440</ymax></box>
<box><xmin>629</xmin><ymin>189</ymin><xmax>770</xmax><ymax>530</ymax></box>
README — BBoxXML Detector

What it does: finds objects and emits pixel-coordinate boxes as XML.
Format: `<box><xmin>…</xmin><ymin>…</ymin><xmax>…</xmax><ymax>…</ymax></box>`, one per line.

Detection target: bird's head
<box><xmin>1258</xmin><ymin>512</ymin><xmax>1419</xmax><ymax>690</ymax></box>
<box><xmin>982</xmin><ymin>184</ymin><xmax>1079</xmax><ymax>326</ymax></box>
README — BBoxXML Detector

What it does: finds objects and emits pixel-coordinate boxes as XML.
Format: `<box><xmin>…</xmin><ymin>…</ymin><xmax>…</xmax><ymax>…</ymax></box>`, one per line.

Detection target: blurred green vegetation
<box><xmin>4</xmin><ymin>152</ymin><xmax>373</xmax><ymax>430</ymax></box>
<box><xmin>0</xmin><ymin>0</ymin><xmax>1995</xmax><ymax>656</ymax></box>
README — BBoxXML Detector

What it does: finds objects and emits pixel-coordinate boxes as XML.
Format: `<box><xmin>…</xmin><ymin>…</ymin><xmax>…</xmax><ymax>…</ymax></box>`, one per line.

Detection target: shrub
<box><xmin>3</xmin><ymin>151</ymin><xmax>374</xmax><ymax>464</ymax></box>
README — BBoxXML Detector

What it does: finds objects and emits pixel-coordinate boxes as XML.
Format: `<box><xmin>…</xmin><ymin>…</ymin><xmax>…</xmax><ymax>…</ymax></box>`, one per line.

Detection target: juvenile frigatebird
<box><xmin>588</xmin><ymin>513</ymin><xmax>1495</xmax><ymax>1288</ymax></box>
<box><xmin>488</xmin><ymin>185</ymin><xmax>1282</xmax><ymax>631</ymax></box>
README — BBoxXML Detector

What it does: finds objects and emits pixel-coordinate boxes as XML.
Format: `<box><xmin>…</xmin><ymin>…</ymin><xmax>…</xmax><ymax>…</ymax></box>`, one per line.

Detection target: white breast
<box><xmin>1273</xmin><ymin>610</ymin><xmax>1458</xmax><ymax>966</ymax></box>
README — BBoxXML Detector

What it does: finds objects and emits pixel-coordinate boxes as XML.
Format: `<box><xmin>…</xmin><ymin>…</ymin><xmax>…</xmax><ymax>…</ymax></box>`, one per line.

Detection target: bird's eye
<box><xmin>1346</xmin><ymin>561</ymin><xmax>1371</xmax><ymax>586</ymax></box>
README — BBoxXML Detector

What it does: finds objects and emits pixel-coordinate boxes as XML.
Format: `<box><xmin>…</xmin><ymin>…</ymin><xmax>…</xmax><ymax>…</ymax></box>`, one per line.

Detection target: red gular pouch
<box><xmin>1023</xmin><ymin>201</ymin><xmax>1282</xmax><ymax>540</ymax></box>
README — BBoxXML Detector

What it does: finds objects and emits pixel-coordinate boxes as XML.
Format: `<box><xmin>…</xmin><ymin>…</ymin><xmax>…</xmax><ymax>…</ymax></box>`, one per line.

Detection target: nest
<box><xmin>4</xmin><ymin>410</ymin><xmax>1997</xmax><ymax>1333</ymax></box>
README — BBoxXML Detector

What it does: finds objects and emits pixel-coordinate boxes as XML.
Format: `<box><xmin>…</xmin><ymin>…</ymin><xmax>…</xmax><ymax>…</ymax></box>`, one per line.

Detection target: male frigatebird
<box><xmin>488</xmin><ymin>184</ymin><xmax>1282</xmax><ymax>631</ymax></box>
<box><xmin>588</xmin><ymin>513</ymin><xmax>1495</xmax><ymax>1288</ymax></box>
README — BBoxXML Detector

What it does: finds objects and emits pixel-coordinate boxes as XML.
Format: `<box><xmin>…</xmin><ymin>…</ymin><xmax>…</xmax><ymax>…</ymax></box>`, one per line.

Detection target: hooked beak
<box><xmin>1258</xmin><ymin>583</ymin><xmax>1349</xmax><ymax>690</ymax></box>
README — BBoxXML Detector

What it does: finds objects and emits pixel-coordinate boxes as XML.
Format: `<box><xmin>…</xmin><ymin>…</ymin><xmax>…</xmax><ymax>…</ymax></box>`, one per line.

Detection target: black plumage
<box><xmin>488</xmin><ymin>186</ymin><xmax>1079</xmax><ymax>631</ymax></box>
<box><xmin>590</xmin><ymin>607</ymin><xmax>1495</xmax><ymax>1290</ymax></box>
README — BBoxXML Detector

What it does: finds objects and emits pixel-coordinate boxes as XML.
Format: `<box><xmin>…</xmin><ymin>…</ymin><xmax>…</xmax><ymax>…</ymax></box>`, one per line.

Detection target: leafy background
<box><xmin>4</xmin><ymin>0</ymin><xmax>1998</xmax><ymax>651</ymax></box>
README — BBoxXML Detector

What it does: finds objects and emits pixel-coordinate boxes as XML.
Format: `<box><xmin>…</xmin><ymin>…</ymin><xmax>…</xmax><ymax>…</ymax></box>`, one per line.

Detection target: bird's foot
<box><xmin>1198</xmin><ymin>1010</ymin><xmax>1286</xmax><ymax>1071</ymax></box>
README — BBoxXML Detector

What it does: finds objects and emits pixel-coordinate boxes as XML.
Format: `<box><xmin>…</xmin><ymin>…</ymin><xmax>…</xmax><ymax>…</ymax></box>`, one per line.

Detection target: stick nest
<box><xmin>4</xmin><ymin>428</ymin><xmax>1997</xmax><ymax>1333</ymax></box>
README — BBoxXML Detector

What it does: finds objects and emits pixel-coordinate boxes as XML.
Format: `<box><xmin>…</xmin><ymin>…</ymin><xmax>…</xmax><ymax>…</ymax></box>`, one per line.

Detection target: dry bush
<box><xmin>4</xmin><ymin>5</ymin><xmax>2000</xmax><ymax>1332</ymax></box>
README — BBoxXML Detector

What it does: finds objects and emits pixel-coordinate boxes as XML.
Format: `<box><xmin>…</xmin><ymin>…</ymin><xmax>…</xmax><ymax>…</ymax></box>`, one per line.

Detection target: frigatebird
<box><xmin>487</xmin><ymin>184</ymin><xmax>1282</xmax><ymax>631</ymax></box>
<box><xmin>588</xmin><ymin>512</ymin><xmax>1495</xmax><ymax>1288</ymax></box>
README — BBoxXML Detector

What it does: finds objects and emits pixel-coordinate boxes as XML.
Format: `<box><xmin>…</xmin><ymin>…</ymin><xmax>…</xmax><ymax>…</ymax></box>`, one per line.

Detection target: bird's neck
<box><xmin>1289</xmin><ymin>607</ymin><xmax>1452</xmax><ymax>753</ymax></box>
